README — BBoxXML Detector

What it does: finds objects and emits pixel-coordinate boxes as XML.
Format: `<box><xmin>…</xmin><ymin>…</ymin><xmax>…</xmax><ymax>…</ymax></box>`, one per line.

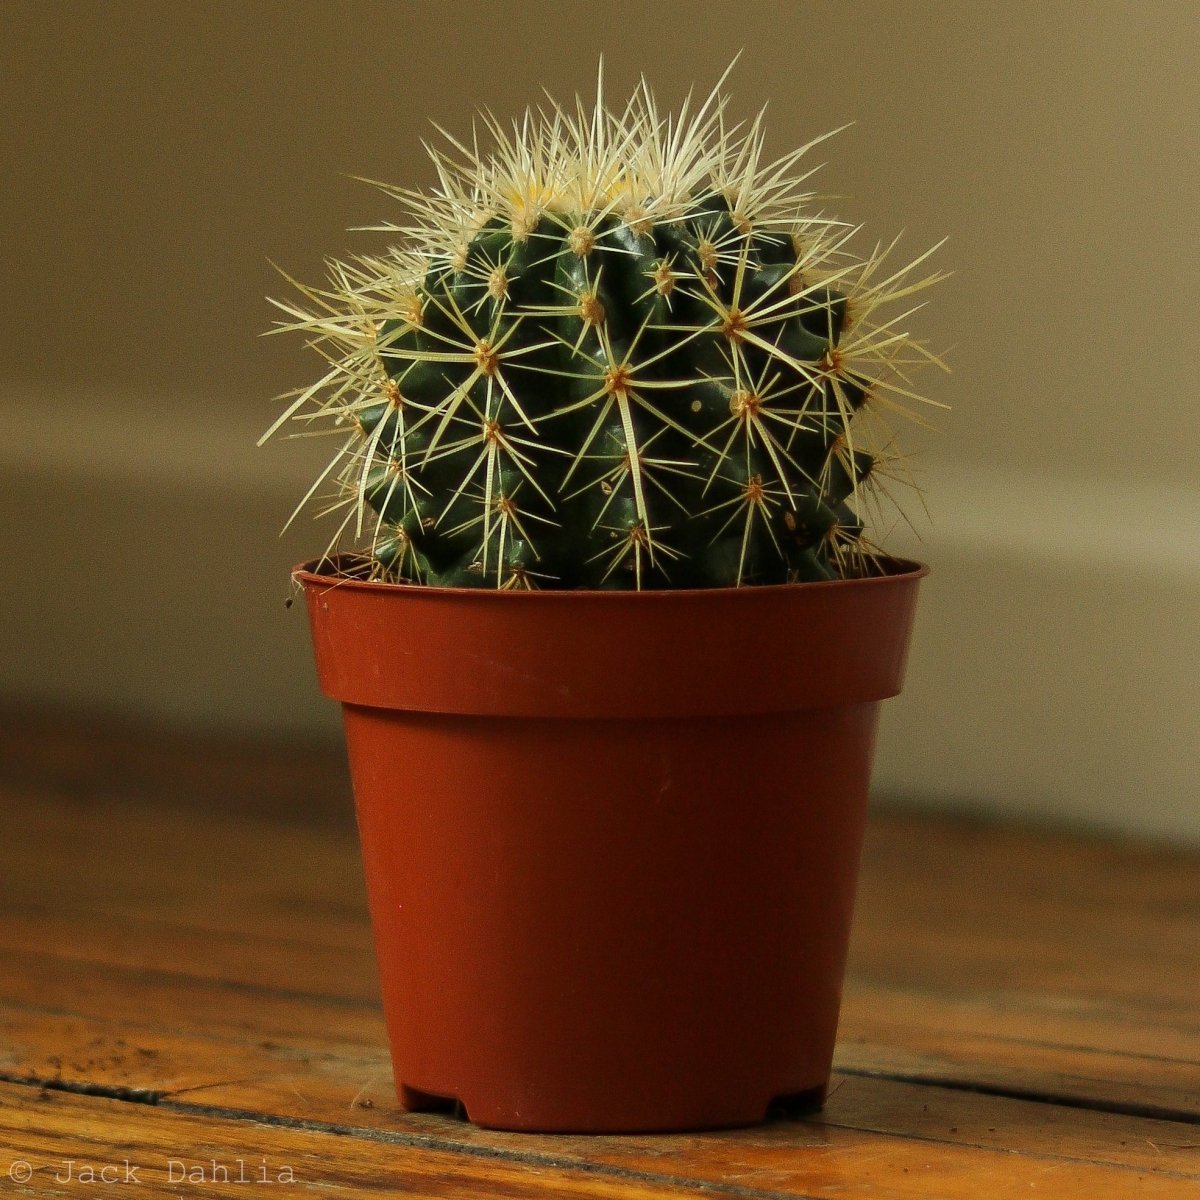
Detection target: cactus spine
<box><xmin>267</xmin><ymin>67</ymin><xmax>946</xmax><ymax>589</ymax></box>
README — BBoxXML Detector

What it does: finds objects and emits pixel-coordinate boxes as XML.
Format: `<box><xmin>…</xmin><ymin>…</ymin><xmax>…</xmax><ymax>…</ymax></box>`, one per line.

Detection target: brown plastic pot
<box><xmin>295</xmin><ymin>556</ymin><xmax>926</xmax><ymax>1133</ymax></box>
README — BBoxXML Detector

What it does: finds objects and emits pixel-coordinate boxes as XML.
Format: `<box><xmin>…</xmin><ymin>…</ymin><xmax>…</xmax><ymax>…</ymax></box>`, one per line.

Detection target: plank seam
<box><xmin>0</xmin><ymin>947</ymin><xmax>380</xmax><ymax>1010</ymax></box>
<box><xmin>839</xmin><ymin>1066</ymin><xmax>1200</xmax><ymax>1127</ymax></box>
<box><xmin>0</xmin><ymin>1070</ymin><xmax>161</xmax><ymax>1106</ymax></box>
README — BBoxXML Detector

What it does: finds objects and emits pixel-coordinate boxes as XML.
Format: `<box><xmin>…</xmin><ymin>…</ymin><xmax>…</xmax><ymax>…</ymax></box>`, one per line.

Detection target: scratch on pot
<box><xmin>463</xmin><ymin>652</ymin><xmax>563</xmax><ymax>694</ymax></box>
<box><xmin>657</xmin><ymin>752</ymin><xmax>673</xmax><ymax>802</ymax></box>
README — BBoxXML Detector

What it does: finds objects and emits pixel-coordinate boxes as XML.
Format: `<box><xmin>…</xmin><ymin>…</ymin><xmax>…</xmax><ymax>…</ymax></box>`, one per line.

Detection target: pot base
<box><xmin>396</xmin><ymin>1080</ymin><xmax>828</xmax><ymax>1134</ymax></box>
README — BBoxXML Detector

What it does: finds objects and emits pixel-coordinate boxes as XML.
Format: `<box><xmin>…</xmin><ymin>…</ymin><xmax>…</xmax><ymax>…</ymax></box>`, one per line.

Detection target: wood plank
<box><xmin>3</xmin><ymin>941</ymin><xmax>1197</xmax><ymax>1122</ymax></box>
<box><xmin>9</xmin><ymin>783</ymin><xmax>1199</xmax><ymax>1015</ymax></box>
<box><xmin>9</xmin><ymin>756</ymin><xmax>1200</xmax><ymax>1005</ymax></box>
<box><xmin>2</xmin><ymin>984</ymin><xmax>1199</xmax><ymax>1187</ymax></box>
<box><xmin>0</xmin><ymin>948</ymin><xmax>385</xmax><ymax>1045</ymax></box>
<box><xmin>837</xmin><ymin>987</ymin><xmax>1200</xmax><ymax>1119</ymax></box>
<box><xmin>9</xmin><ymin>785</ymin><xmax>1200</xmax><ymax>1006</ymax></box>
<box><xmin>4</xmin><ymin>716</ymin><xmax>1200</xmax><ymax>1193</ymax></box>
<box><xmin>4</xmin><ymin>945</ymin><xmax>1197</xmax><ymax>1126</ymax></box>
<box><xmin>845</xmin><ymin>980</ymin><xmax>1200</xmax><ymax>1068</ymax></box>
<box><xmin>3</xmin><ymin>785</ymin><xmax>1199</xmax><ymax>1117</ymax></box>
<box><xmin>0</xmin><ymin>1080</ymin><xmax>686</xmax><ymax>1200</ymax></box>
<box><xmin>0</xmin><ymin>907</ymin><xmax>378</xmax><ymax>1001</ymax></box>
<box><xmin>0</xmin><ymin>785</ymin><xmax>378</xmax><ymax>997</ymax></box>
<box><xmin>0</xmin><ymin>707</ymin><xmax>352</xmax><ymax>824</ymax></box>
<box><xmin>817</xmin><ymin>1073</ymin><xmax>1200</xmax><ymax>1177</ymax></box>
<box><xmin>851</xmin><ymin>813</ymin><xmax>1200</xmax><ymax>1007</ymax></box>
<box><xmin>1</xmin><ymin>788</ymin><xmax>368</xmax><ymax>942</ymax></box>
<box><xmin>1</xmin><ymin>1077</ymin><xmax>1197</xmax><ymax>1199</ymax></box>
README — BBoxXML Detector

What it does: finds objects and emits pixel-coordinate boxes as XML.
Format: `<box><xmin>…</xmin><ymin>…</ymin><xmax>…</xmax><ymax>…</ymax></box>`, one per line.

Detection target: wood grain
<box><xmin>1</xmin><ymin>714</ymin><xmax>1198</xmax><ymax>1196</ymax></box>
<box><xmin>3</xmin><ymin>1079</ymin><xmax>1197</xmax><ymax>1199</ymax></box>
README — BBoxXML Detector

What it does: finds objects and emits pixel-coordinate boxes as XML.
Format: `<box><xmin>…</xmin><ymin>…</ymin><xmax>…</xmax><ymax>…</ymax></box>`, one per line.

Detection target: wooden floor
<box><xmin>1</xmin><ymin>712</ymin><xmax>1198</xmax><ymax>1197</ymax></box>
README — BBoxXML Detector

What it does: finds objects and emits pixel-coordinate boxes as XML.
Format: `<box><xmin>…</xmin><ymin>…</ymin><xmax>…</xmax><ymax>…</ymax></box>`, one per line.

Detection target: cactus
<box><xmin>266</xmin><ymin>66</ymin><xmax>946</xmax><ymax>589</ymax></box>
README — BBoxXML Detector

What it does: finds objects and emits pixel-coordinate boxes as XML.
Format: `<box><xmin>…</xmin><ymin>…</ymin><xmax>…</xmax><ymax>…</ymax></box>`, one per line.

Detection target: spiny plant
<box><xmin>265</xmin><ymin>64</ymin><xmax>947</xmax><ymax>590</ymax></box>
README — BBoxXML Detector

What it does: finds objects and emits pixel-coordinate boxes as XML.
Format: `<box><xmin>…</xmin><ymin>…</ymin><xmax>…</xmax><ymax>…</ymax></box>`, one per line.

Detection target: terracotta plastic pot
<box><xmin>295</xmin><ymin>556</ymin><xmax>926</xmax><ymax>1133</ymax></box>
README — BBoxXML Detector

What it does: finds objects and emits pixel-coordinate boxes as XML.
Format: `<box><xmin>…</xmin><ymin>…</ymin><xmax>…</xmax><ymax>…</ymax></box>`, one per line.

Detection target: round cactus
<box><xmin>266</xmin><ymin>67</ymin><xmax>946</xmax><ymax>589</ymax></box>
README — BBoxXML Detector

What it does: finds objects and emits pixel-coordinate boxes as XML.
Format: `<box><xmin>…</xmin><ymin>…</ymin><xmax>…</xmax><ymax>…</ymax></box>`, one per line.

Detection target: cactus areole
<box><xmin>278</xmin><ymin>67</ymin><xmax>943</xmax><ymax>1133</ymax></box>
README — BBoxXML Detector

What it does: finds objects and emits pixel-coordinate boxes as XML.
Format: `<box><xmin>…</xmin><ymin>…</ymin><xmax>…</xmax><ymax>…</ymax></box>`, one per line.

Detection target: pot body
<box><xmin>297</xmin><ymin>560</ymin><xmax>926</xmax><ymax>1133</ymax></box>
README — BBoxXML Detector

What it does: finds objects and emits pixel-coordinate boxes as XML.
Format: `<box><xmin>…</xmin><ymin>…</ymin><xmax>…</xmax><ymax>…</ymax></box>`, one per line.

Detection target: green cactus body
<box><xmin>268</xmin><ymin>70</ymin><xmax>946</xmax><ymax>589</ymax></box>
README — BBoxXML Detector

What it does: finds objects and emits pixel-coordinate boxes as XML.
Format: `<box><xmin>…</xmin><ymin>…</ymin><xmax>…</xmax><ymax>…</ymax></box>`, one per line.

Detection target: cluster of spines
<box><xmin>266</xmin><ymin>66</ymin><xmax>946</xmax><ymax>589</ymax></box>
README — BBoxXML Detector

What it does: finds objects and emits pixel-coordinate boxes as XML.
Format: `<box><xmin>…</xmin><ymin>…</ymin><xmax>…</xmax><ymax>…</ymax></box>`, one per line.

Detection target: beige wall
<box><xmin>3</xmin><ymin>2</ymin><xmax>1199</xmax><ymax>840</ymax></box>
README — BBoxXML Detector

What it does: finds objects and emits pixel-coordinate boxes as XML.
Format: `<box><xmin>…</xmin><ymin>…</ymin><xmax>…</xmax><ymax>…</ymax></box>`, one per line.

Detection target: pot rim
<box><xmin>295</xmin><ymin>552</ymin><xmax>928</xmax><ymax>717</ymax></box>
<box><xmin>292</xmin><ymin>553</ymin><xmax>929</xmax><ymax>600</ymax></box>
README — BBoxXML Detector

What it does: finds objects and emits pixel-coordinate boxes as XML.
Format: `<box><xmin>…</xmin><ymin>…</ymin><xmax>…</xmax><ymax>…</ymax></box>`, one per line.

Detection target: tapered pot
<box><xmin>295</xmin><ymin>557</ymin><xmax>926</xmax><ymax>1133</ymax></box>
